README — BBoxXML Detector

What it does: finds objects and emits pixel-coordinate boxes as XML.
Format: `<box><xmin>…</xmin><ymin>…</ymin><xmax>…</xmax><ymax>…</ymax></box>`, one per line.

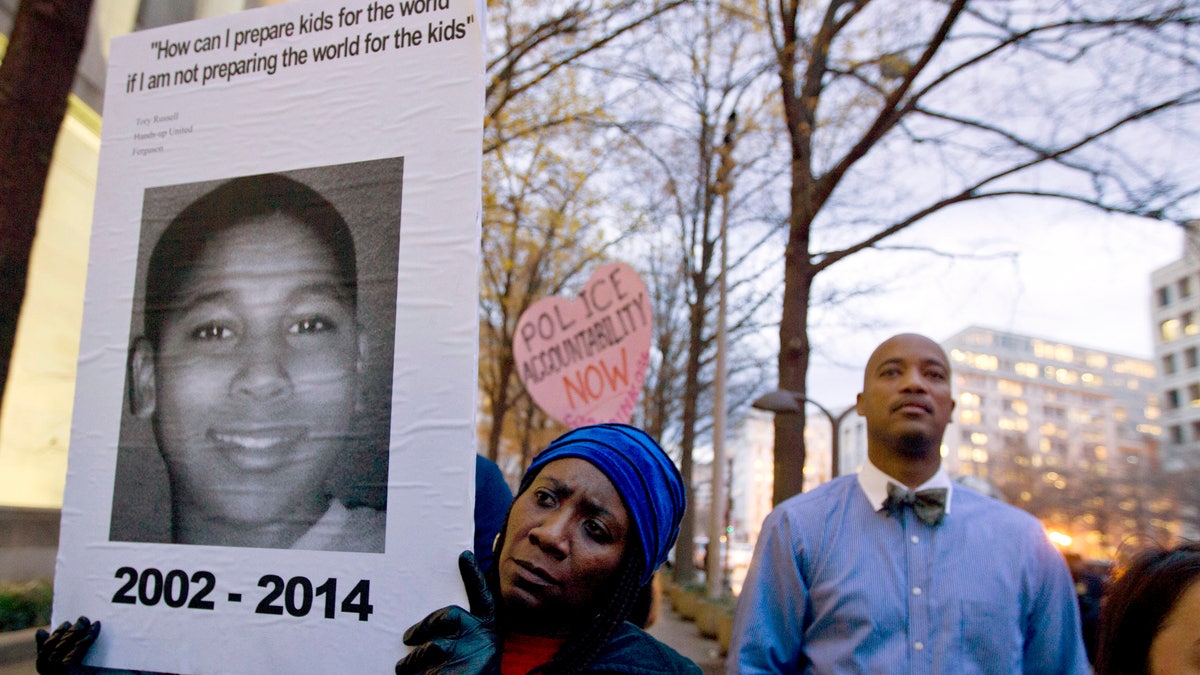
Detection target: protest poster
<box><xmin>52</xmin><ymin>1</ymin><xmax>484</xmax><ymax>672</ymax></box>
<box><xmin>512</xmin><ymin>262</ymin><xmax>653</xmax><ymax>428</ymax></box>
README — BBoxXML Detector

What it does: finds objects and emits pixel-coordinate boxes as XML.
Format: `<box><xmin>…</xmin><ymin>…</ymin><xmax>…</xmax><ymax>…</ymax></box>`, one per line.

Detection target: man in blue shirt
<box><xmin>728</xmin><ymin>333</ymin><xmax>1089</xmax><ymax>674</ymax></box>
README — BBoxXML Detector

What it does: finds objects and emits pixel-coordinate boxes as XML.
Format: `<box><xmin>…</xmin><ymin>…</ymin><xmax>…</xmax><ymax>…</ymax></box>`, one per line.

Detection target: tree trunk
<box><xmin>774</xmin><ymin>256</ymin><xmax>813</xmax><ymax>505</ymax></box>
<box><xmin>672</xmin><ymin>280</ymin><xmax>709</xmax><ymax>584</ymax></box>
<box><xmin>770</xmin><ymin>0</ymin><xmax>821</xmax><ymax>505</ymax></box>
<box><xmin>485</xmin><ymin>345</ymin><xmax>516</xmax><ymax>461</ymax></box>
<box><xmin>0</xmin><ymin>0</ymin><xmax>93</xmax><ymax>405</ymax></box>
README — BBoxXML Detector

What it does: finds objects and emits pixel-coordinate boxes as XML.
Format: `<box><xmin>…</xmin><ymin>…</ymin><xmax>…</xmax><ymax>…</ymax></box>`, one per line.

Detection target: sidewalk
<box><xmin>0</xmin><ymin>628</ymin><xmax>36</xmax><ymax>675</ymax></box>
<box><xmin>646</xmin><ymin>603</ymin><xmax>726</xmax><ymax>674</ymax></box>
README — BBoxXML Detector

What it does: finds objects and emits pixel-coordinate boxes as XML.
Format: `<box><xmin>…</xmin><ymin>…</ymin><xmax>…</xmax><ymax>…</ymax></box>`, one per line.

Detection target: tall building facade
<box><xmin>1150</xmin><ymin>223</ymin><xmax>1200</xmax><ymax>472</ymax></box>
<box><xmin>944</xmin><ymin>326</ymin><xmax>1169</xmax><ymax>557</ymax></box>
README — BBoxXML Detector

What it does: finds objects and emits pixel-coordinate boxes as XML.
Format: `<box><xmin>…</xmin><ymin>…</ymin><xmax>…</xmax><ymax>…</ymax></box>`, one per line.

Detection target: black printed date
<box><xmin>111</xmin><ymin>567</ymin><xmax>373</xmax><ymax>621</ymax></box>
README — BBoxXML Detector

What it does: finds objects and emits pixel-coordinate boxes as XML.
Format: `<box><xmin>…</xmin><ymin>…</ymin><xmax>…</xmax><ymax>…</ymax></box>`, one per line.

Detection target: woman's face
<box><xmin>132</xmin><ymin>213</ymin><xmax>362</xmax><ymax>546</ymax></box>
<box><xmin>498</xmin><ymin>458</ymin><xmax>630</xmax><ymax>634</ymax></box>
<box><xmin>1150</xmin><ymin>578</ymin><xmax>1200</xmax><ymax>675</ymax></box>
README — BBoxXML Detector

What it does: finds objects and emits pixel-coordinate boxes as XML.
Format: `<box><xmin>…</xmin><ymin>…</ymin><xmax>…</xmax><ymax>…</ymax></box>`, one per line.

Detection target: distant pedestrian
<box><xmin>474</xmin><ymin>453</ymin><xmax>514</xmax><ymax>573</ymax></box>
<box><xmin>1095</xmin><ymin>540</ymin><xmax>1200</xmax><ymax>675</ymax></box>
<box><xmin>728</xmin><ymin>333</ymin><xmax>1089</xmax><ymax>673</ymax></box>
<box><xmin>1064</xmin><ymin>551</ymin><xmax>1106</xmax><ymax>665</ymax></box>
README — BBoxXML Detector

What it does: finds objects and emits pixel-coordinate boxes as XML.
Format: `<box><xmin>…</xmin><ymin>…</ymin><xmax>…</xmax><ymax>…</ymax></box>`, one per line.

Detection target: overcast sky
<box><xmin>798</xmin><ymin>197</ymin><xmax>1186</xmax><ymax>409</ymax></box>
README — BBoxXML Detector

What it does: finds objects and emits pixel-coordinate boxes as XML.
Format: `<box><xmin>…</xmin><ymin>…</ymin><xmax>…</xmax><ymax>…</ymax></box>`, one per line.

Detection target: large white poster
<box><xmin>53</xmin><ymin>1</ymin><xmax>484</xmax><ymax>672</ymax></box>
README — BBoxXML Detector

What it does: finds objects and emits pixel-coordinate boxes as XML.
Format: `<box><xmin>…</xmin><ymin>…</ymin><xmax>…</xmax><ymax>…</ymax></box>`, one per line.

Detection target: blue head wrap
<box><xmin>519</xmin><ymin>423</ymin><xmax>686</xmax><ymax>587</ymax></box>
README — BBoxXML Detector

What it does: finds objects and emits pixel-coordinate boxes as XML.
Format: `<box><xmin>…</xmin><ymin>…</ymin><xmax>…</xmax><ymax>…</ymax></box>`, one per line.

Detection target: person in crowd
<box><xmin>476</xmin><ymin>453</ymin><xmax>515</xmax><ymax>572</ymax></box>
<box><xmin>121</xmin><ymin>172</ymin><xmax>384</xmax><ymax>552</ymax></box>
<box><xmin>728</xmin><ymin>333</ymin><xmax>1089</xmax><ymax>673</ymax></box>
<box><xmin>1064</xmin><ymin>551</ymin><xmax>1106</xmax><ymax>665</ymax></box>
<box><xmin>395</xmin><ymin>423</ymin><xmax>699</xmax><ymax>674</ymax></box>
<box><xmin>1095</xmin><ymin>540</ymin><xmax>1200</xmax><ymax>675</ymax></box>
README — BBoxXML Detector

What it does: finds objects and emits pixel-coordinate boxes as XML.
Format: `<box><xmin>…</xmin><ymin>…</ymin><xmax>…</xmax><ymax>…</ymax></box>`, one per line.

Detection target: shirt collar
<box><xmin>857</xmin><ymin>457</ymin><xmax>954</xmax><ymax>513</ymax></box>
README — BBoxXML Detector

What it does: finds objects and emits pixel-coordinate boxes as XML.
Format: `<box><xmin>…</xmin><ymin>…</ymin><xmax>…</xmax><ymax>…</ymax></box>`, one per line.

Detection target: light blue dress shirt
<box><xmin>727</xmin><ymin>462</ymin><xmax>1089</xmax><ymax>674</ymax></box>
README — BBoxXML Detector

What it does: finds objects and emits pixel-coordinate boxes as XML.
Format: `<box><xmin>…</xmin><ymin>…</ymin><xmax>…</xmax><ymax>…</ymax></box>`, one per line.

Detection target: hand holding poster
<box><xmin>513</xmin><ymin>263</ymin><xmax>653</xmax><ymax>427</ymax></box>
<box><xmin>53</xmin><ymin>1</ymin><xmax>484</xmax><ymax>672</ymax></box>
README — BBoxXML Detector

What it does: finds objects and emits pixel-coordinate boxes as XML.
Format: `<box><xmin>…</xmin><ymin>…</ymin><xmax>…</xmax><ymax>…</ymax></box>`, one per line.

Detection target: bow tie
<box><xmin>882</xmin><ymin>483</ymin><xmax>948</xmax><ymax>526</ymax></box>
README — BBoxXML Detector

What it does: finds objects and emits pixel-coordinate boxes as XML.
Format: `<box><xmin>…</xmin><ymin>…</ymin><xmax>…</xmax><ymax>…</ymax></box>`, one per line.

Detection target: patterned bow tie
<box><xmin>882</xmin><ymin>483</ymin><xmax>948</xmax><ymax>526</ymax></box>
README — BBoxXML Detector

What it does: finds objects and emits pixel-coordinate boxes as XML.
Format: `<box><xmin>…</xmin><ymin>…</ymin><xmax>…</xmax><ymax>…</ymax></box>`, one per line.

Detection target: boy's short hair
<box><xmin>143</xmin><ymin>172</ymin><xmax>358</xmax><ymax>346</ymax></box>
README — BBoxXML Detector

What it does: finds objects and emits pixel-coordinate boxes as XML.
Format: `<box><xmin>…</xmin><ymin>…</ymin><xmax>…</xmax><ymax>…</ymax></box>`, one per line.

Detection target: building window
<box><xmin>1004</xmin><ymin>398</ymin><xmax>1028</xmax><ymax>416</ymax></box>
<box><xmin>1049</xmin><ymin>368</ymin><xmax>1079</xmax><ymax>386</ymax></box>
<box><xmin>1032</xmin><ymin>340</ymin><xmax>1054</xmax><ymax>359</ymax></box>
<box><xmin>1187</xmin><ymin>312</ymin><xmax>1199</xmax><ymax>336</ymax></box>
<box><xmin>997</xmin><ymin>379</ymin><xmax>1023</xmax><ymax>396</ymax></box>
<box><xmin>1167</xmin><ymin>389</ymin><xmax>1181</xmax><ymax>409</ymax></box>
<box><xmin>1188</xmin><ymin>347</ymin><xmax>1199</xmax><ymax>370</ymax></box>
<box><xmin>1162</xmin><ymin>318</ymin><xmax>1182</xmax><ymax>342</ymax></box>
<box><xmin>1113</xmin><ymin>359</ymin><xmax>1156</xmax><ymax>378</ymax></box>
<box><xmin>970</xmin><ymin>353</ymin><xmax>999</xmax><ymax>370</ymax></box>
<box><xmin>1181</xmin><ymin>277</ymin><xmax>1192</xmax><ymax>299</ymax></box>
<box><xmin>1043</xmin><ymin>406</ymin><xmax>1066</xmax><ymax>421</ymax></box>
<box><xmin>1190</xmin><ymin>383</ymin><xmax>1200</xmax><ymax>406</ymax></box>
<box><xmin>1164</xmin><ymin>353</ymin><xmax>1178</xmax><ymax>375</ymax></box>
<box><xmin>1192</xmin><ymin>420</ymin><xmax>1200</xmax><ymax>441</ymax></box>
<box><xmin>1171</xmin><ymin>425</ymin><xmax>1185</xmax><ymax>444</ymax></box>
<box><xmin>1158</xmin><ymin>285</ymin><xmax>1171</xmax><ymax>307</ymax></box>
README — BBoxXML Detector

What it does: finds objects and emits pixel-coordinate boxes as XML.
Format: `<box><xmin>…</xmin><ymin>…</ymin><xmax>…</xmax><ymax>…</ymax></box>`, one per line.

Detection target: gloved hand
<box><xmin>395</xmin><ymin>551</ymin><xmax>500</xmax><ymax>675</ymax></box>
<box><xmin>35</xmin><ymin>616</ymin><xmax>101</xmax><ymax>675</ymax></box>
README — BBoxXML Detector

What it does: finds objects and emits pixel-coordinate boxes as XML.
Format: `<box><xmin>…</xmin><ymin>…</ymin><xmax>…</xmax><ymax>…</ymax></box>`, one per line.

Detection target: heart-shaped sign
<box><xmin>513</xmin><ymin>262</ymin><xmax>652</xmax><ymax>427</ymax></box>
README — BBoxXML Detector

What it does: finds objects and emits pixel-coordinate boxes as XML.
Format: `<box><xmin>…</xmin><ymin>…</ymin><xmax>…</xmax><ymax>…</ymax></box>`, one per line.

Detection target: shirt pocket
<box><xmin>958</xmin><ymin>599</ymin><xmax>1021</xmax><ymax>674</ymax></box>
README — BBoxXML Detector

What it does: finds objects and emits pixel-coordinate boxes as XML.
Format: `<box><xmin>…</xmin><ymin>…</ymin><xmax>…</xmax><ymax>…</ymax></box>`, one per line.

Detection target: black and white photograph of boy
<box><xmin>109</xmin><ymin>158</ymin><xmax>402</xmax><ymax>553</ymax></box>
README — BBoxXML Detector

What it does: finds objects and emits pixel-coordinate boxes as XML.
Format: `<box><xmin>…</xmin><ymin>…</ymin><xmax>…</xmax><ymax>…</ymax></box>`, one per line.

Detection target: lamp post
<box><xmin>706</xmin><ymin>111</ymin><xmax>736</xmax><ymax>600</ymax></box>
<box><xmin>752</xmin><ymin>389</ymin><xmax>856</xmax><ymax>478</ymax></box>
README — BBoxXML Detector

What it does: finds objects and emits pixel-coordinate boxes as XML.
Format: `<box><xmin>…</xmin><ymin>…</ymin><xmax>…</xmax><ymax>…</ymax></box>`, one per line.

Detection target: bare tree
<box><xmin>478</xmin><ymin>111</ymin><xmax>630</xmax><ymax>463</ymax></box>
<box><xmin>484</xmin><ymin>0</ymin><xmax>688</xmax><ymax>154</ymax></box>
<box><xmin>609</xmin><ymin>0</ymin><xmax>782</xmax><ymax>583</ymax></box>
<box><xmin>764</xmin><ymin>0</ymin><xmax>1200</xmax><ymax>503</ymax></box>
<box><xmin>0</xmin><ymin>0</ymin><xmax>93</xmax><ymax>406</ymax></box>
<box><xmin>477</xmin><ymin>1</ymin><xmax>694</xmax><ymax>464</ymax></box>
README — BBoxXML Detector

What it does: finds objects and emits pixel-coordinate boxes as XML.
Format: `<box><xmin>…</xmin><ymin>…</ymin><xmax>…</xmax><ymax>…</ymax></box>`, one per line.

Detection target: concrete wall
<box><xmin>0</xmin><ymin>507</ymin><xmax>60</xmax><ymax>583</ymax></box>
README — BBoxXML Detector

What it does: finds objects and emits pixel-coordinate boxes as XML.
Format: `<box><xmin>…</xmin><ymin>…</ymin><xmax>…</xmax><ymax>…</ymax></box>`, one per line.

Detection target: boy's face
<box><xmin>132</xmin><ymin>213</ymin><xmax>363</xmax><ymax>533</ymax></box>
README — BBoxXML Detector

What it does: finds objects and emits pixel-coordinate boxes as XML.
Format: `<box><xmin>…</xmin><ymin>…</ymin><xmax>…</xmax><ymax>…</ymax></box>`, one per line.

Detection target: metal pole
<box><xmin>706</xmin><ymin>112</ymin><xmax>735</xmax><ymax>599</ymax></box>
<box><xmin>753</xmin><ymin>390</ymin><xmax>855</xmax><ymax>480</ymax></box>
<box><xmin>800</xmin><ymin>399</ymin><xmax>837</xmax><ymax>479</ymax></box>
<box><xmin>830</xmin><ymin>414</ymin><xmax>840</xmax><ymax>479</ymax></box>
<box><xmin>706</xmin><ymin>178</ymin><xmax>730</xmax><ymax>599</ymax></box>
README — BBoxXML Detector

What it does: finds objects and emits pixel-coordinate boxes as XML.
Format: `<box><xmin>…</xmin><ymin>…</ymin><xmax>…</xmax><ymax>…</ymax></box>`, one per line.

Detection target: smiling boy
<box><xmin>121</xmin><ymin>173</ymin><xmax>384</xmax><ymax>552</ymax></box>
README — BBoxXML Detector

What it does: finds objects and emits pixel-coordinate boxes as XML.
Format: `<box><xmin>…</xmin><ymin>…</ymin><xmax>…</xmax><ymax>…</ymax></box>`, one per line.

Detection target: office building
<box><xmin>944</xmin><ymin>326</ymin><xmax>1170</xmax><ymax>557</ymax></box>
<box><xmin>1150</xmin><ymin>222</ymin><xmax>1200</xmax><ymax>472</ymax></box>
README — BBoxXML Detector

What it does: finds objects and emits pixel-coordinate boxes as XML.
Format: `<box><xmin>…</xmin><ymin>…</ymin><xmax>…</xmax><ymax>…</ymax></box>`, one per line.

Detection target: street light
<box><xmin>752</xmin><ymin>389</ymin><xmax>856</xmax><ymax>478</ymax></box>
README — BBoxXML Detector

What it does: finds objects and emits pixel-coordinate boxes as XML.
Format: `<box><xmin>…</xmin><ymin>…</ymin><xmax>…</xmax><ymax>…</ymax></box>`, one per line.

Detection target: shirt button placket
<box><xmin>904</xmin><ymin>509</ymin><xmax>934</xmax><ymax>675</ymax></box>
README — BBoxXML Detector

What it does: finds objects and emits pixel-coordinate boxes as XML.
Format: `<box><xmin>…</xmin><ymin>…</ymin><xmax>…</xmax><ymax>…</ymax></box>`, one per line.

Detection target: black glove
<box><xmin>395</xmin><ymin>551</ymin><xmax>500</xmax><ymax>675</ymax></box>
<box><xmin>35</xmin><ymin>616</ymin><xmax>101</xmax><ymax>675</ymax></box>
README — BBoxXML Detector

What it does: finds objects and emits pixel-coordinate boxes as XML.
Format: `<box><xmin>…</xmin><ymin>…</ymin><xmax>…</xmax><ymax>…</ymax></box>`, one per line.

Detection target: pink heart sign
<box><xmin>513</xmin><ymin>262</ymin><xmax>653</xmax><ymax>428</ymax></box>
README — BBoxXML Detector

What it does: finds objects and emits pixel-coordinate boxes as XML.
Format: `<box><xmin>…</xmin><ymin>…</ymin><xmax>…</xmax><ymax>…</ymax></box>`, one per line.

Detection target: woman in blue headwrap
<box><xmin>396</xmin><ymin>423</ymin><xmax>698</xmax><ymax>675</ymax></box>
